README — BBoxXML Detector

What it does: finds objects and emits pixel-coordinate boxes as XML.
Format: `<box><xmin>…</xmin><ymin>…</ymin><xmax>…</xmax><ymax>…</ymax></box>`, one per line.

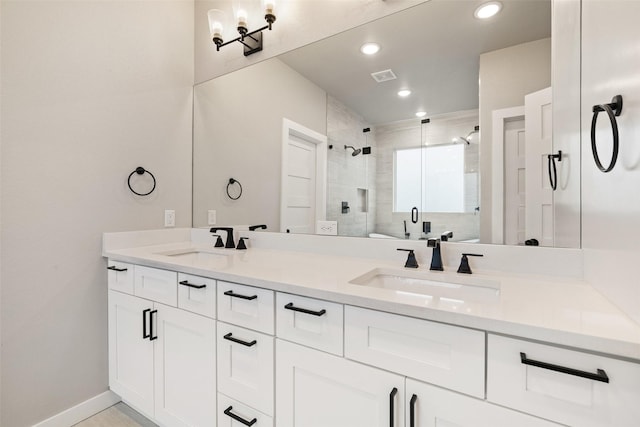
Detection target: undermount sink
<box><xmin>155</xmin><ymin>248</ymin><xmax>231</xmax><ymax>263</ymax></box>
<box><xmin>349</xmin><ymin>268</ymin><xmax>500</xmax><ymax>303</ymax></box>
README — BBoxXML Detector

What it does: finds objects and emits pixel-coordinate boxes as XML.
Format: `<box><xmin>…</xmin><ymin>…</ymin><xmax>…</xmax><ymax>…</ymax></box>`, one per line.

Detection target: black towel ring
<box><xmin>591</xmin><ymin>95</ymin><xmax>623</xmax><ymax>173</ymax></box>
<box><xmin>547</xmin><ymin>151</ymin><xmax>562</xmax><ymax>191</ymax></box>
<box><xmin>226</xmin><ymin>178</ymin><xmax>243</xmax><ymax>200</ymax></box>
<box><xmin>128</xmin><ymin>167</ymin><xmax>156</xmax><ymax>196</ymax></box>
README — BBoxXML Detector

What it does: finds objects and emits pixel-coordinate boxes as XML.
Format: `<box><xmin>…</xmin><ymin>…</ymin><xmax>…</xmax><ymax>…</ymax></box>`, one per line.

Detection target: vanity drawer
<box><xmin>345</xmin><ymin>306</ymin><xmax>485</xmax><ymax>398</ymax></box>
<box><xmin>487</xmin><ymin>334</ymin><xmax>640</xmax><ymax>427</ymax></box>
<box><xmin>217</xmin><ymin>322</ymin><xmax>274</xmax><ymax>416</ymax></box>
<box><xmin>217</xmin><ymin>281</ymin><xmax>274</xmax><ymax>334</ymax></box>
<box><xmin>134</xmin><ymin>266</ymin><xmax>177</xmax><ymax>306</ymax></box>
<box><xmin>177</xmin><ymin>273</ymin><xmax>216</xmax><ymax>318</ymax></box>
<box><xmin>218</xmin><ymin>393</ymin><xmax>273</xmax><ymax>427</ymax></box>
<box><xmin>107</xmin><ymin>260</ymin><xmax>134</xmax><ymax>294</ymax></box>
<box><xmin>276</xmin><ymin>292</ymin><xmax>343</xmax><ymax>356</ymax></box>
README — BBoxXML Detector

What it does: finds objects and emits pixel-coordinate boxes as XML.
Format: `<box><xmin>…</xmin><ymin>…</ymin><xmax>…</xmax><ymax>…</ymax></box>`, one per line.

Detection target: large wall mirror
<box><xmin>193</xmin><ymin>0</ymin><xmax>580</xmax><ymax>248</ymax></box>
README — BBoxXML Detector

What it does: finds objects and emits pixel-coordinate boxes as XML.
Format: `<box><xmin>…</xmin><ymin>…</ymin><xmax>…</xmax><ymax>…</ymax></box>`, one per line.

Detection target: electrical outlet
<box><xmin>316</xmin><ymin>220</ymin><xmax>338</xmax><ymax>235</ymax></box>
<box><xmin>207</xmin><ymin>210</ymin><xmax>217</xmax><ymax>225</ymax></box>
<box><xmin>164</xmin><ymin>210</ymin><xmax>175</xmax><ymax>227</ymax></box>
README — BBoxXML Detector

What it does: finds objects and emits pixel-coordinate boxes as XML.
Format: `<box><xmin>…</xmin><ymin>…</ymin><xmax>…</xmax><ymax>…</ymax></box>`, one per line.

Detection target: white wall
<box><xmin>192</xmin><ymin>58</ymin><xmax>327</xmax><ymax>230</ymax></box>
<box><xmin>0</xmin><ymin>1</ymin><xmax>194</xmax><ymax>425</ymax></box>
<box><xmin>194</xmin><ymin>0</ymin><xmax>428</xmax><ymax>84</ymax></box>
<box><xmin>581</xmin><ymin>1</ymin><xmax>640</xmax><ymax>324</ymax></box>
<box><xmin>478</xmin><ymin>38</ymin><xmax>552</xmax><ymax>243</ymax></box>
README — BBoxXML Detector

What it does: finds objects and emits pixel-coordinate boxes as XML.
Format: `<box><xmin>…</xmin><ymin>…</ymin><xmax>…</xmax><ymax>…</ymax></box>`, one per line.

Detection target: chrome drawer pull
<box><xmin>223</xmin><ymin>332</ymin><xmax>257</xmax><ymax>347</ymax></box>
<box><xmin>520</xmin><ymin>352</ymin><xmax>609</xmax><ymax>383</ymax></box>
<box><xmin>223</xmin><ymin>406</ymin><xmax>257</xmax><ymax>426</ymax></box>
<box><xmin>179</xmin><ymin>280</ymin><xmax>206</xmax><ymax>289</ymax></box>
<box><xmin>224</xmin><ymin>290</ymin><xmax>257</xmax><ymax>300</ymax></box>
<box><xmin>107</xmin><ymin>266</ymin><xmax>127</xmax><ymax>272</ymax></box>
<box><xmin>284</xmin><ymin>302</ymin><xmax>326</xmax><ymax>317</ymax></box>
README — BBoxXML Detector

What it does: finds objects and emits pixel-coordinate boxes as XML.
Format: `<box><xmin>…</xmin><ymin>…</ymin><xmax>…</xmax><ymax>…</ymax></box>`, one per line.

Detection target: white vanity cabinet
<box><xmin>276</xmin><ymin>339</ymin><xmax>406</xmax><ymax>427</ymax></box>
<box><xmin>406</xmin><ymin>379</ymin><xmax>561</xmax><ymax>427</ymax></box>
<box><xmin>488</xmin><ymin>334</ymin><xmax>640</xmax><ymax>427</ymax></box>
<box><xmin>107</xmin><ymin>264</ymin><xmax>216</xmax><ymax>427</ymax></box>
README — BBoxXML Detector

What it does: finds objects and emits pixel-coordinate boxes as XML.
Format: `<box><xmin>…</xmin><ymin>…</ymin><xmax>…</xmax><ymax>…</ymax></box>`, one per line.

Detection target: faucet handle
<box><xmin>237</xmin><ymin>237</ymin><xmax>249</xmax><ymax>250</ymax></box>
<box><xmin>457</xmin><ymin>253</ymin><xmax>483</xmax><ymax>274</ymax></box>
<box><xmin>397</xmin><ymin>249</ymin><xmax>419</xmax><ymax>269</ymax></box>
<box><xmin>212</xmin><ymin>234</ymin><xmax>225</xmax><ymax>248</ymax></box>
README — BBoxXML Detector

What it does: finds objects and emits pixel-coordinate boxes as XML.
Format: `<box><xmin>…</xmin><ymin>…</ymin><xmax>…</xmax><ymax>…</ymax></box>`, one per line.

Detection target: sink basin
<box><xmin>155</xmin><ymin>248</ymin><xmax>231</xmax><ymax>264</ymax></box>
<box><xmin>349</xmin><ymin>268</ymin><xmax>500</xmax><ymax>303</ymax></box>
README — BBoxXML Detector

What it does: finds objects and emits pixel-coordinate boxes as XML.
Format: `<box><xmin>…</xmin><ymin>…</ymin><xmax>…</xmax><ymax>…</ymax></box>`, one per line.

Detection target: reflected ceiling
<box><xmin>279</xmin><ymin>0</ymin><xmax>551</xmax><ymax>124</ymax></box>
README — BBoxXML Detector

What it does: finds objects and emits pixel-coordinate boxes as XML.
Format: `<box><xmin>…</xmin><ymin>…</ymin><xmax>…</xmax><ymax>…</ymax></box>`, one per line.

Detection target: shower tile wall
<box><xmin>326</xmin><ymin>95</ymin><xmax>377</xmax><ymax>237</ymax></box>
<box><xmin>375</xmin><ymin>110</ymin><xmax>480</xmax><ymax>242</ymax></box>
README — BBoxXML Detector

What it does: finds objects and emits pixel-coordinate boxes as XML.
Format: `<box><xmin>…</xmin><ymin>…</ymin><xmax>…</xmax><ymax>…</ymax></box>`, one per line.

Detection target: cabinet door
<box><xmin>108</xmin><ymin>291</ymin><xmax>155</xmax><ymax>418</ymax></box>
<box><xmin>154</xmin><ymin>304</ymin><xmax>216</xmax><ymax>427</ymax></box>
<box><xmin>406</xmin><ymin>379</ymin><xmax>560</xmax><ymax>427</ymax></box>
<box><xmin>276</xmin><ymin>339</ymin><xmax>404</xmax><ymax>427</ymax></box>
<box><xmin>217</xmin><ymin>322</ymin><xmax>274</xmax><ymax>415</ymax></box>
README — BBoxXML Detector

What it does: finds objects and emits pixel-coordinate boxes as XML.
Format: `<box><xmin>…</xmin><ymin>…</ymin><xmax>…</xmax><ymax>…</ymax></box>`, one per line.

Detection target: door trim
<box><xmin>280</xmin><ymin>118</ymin><xmax>328</xmax><ymax>233</ymax></box>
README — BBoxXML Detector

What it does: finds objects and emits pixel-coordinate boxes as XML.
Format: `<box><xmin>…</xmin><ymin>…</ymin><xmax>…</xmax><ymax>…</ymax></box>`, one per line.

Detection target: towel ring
<box><xmin>226</xmin><ymin>178</ymin><xmax>243</xmax><ymax>200</ymax></box>
<box><xmin>547</xmin><ymin>151</ymin><xmax>562</xmax><ymax>191</ymax></box>
<box><xmin>591</xmin><ymin>95</ymin><xmax>622</xmax><ymax>173</ymax></box>
<box><xmin>128</xmin><ymin>167</ymin><xmax>156</xmax><ymax>196</ymax></box>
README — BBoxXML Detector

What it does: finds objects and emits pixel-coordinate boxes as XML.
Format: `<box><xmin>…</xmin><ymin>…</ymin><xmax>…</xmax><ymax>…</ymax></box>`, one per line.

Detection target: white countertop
<box><xmin>103</xmin><ymin>230</ymin><xmax>640</xmax><ymax>361</ymax></box>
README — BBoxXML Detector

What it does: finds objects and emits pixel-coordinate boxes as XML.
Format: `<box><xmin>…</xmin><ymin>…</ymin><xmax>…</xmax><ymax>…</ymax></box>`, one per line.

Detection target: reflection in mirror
<box><xmin>193</xmin><ymin>0</ymin><xmax>578</xmax><ymax>247</ymax></box>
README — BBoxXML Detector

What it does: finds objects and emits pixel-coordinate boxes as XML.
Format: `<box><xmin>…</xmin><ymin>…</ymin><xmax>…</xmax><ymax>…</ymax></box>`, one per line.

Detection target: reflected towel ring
<box><xmin>127</xmin><ymin>167</ymin><xmax>156</xmax><ymax>196</ymax></box>
<box><xmin>547</xmin><ymin>151</ymin><xmax>562</xmax><ymax>191</ymax></box>
<box><xmin>226</xmin><ymin>178</ymin><xmax>243</xmax><ymax>200</ymax></box>
<box><xmin>591</xmin><ymin>95</ymin><xmax>622</xmax><ymax>173</ymax></box>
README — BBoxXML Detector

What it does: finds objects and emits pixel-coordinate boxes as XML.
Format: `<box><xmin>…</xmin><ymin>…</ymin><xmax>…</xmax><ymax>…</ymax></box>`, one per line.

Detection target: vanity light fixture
<box><xmin>474</xmin><ymin>1</ymin><xmax>502</xmax><ymax>19</ymax></box>
<box><xmin>360</xmin><ymin>42</ymin><xmax>380</xmax><ymax>55</ymax></box>
<box><xmin>208</xmin><ymin>0</ymin><xmax>277</xmax><ymax>57</ymax></box>
<box><xmin>397</xmin><ymin>89</ymin><xmax>412</xmax><ymax>97</ymax></box>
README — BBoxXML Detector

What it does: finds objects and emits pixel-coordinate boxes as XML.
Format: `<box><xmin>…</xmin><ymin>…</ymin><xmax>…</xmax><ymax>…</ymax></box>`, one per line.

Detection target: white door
<box><xmin>108</xmin><ymin>291</ymin><xmax>155</xmax><ymax>418</ymax></box>
<box><xmin>276</xmin><ymin>339</ymin><xmax>404</xmax><ymax>427</ymax></box>
<box><xmin>154</xmin><ymin>304</ymin><xmax>216</xmax><ymax>427</ymax></box>
<box><xmin>284</xmin><ymin>135</ymin><xmax>316</xmax><ymax>234</ymax></box>
<box><xmin>525</xmin><ymin>87</ymin><xmax>554</xmax><ymax>246</ymax></box>
<box><xmin>504</xmin><ymin>119</ymin><xmax>526</xmax><ymax>245</ymax></box>
<box><xmin>406</xmin><ymin>378</ymin><xmax>561</xmax><ymax>427</ymax></box>
<box><xmin>280</xmin><ymin>119</ymin><xmax>327</xmax><ymax>234</ymax></box>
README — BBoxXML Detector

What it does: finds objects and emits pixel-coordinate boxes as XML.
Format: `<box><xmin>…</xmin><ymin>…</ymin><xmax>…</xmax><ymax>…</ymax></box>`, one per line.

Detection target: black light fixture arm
<box><xmin>215</xmin><ymin>24</ymin><xmax>271</xmax><ymax>51</ymax></box>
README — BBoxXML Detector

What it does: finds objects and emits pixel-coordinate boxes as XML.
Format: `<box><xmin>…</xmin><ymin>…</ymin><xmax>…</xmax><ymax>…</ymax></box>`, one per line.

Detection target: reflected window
<box><xmin>394</xmin><ymin>145</ymin><xmax>478</xmax><ymax>213</ymax></box>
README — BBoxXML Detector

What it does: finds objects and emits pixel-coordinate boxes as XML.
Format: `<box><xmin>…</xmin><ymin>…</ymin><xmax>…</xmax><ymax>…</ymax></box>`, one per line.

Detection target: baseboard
<box><xmin>33</xmin><ymin>390</ymin><xmax>121</xmax><ymax>427</ymax></box>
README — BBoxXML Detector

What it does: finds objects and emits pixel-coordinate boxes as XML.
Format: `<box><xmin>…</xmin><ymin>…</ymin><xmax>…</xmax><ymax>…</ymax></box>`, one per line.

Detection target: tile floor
<box><xmin>73</xmin><ymin>403</ymin><xmax>156</xmax><ymax>427</ymax></box>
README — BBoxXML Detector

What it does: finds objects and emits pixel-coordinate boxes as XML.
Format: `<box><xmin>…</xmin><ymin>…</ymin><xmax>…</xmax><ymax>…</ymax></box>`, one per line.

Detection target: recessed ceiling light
<box><xmin>397</xmin><ymin>89</ymin><xmax>411</xmax><ymax>97</ymax></box>
<box><xmin>415</xmin><ymin>111</ymin><xmax>427</xmax><ymax>118</ymax></box>
<box><xmin>474</xmin><ymin>1</ymin><xmax>502</xmax><ymax>19</ymax></box>
<box><xmin>360</xmin><ymin>42</ymin><xmax>380</xmax><ymax>55</ymax></box>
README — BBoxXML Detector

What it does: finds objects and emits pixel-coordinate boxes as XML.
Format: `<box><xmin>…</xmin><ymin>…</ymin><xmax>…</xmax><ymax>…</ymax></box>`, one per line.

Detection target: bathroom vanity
<box><xmin>104</xmin><ymin>229</ymin><xmax>640</xmax><ymax>427</ymax></box>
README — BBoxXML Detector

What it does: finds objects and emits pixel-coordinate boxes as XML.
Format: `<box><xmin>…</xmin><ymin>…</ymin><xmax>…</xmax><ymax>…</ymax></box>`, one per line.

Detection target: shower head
<box><xmin>344</xmin><ymin>145</ymin><xmax>362</xmax><ymax>156</ymax></box>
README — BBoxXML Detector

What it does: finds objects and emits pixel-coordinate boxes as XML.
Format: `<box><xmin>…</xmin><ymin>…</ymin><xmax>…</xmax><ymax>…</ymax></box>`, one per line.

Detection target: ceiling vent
<box><xmin>370</xmin><ymin>69</ymin><xmax>397</xmax><ymax>83</ymax></box>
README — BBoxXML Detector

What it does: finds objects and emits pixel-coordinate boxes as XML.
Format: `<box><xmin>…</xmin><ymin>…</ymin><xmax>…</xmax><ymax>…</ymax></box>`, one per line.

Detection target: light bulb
<box><xmin>397</xmin><ymin>89</ymin><xmax>411</xmax><ymax>97</ymax></box>
<box><xmin>415</xmin><ymin>111</ymin><xmax>427</xmax><ymax>118</ymax></box>
<box><xmin>360</xmin><ymin>42</ymin><xmax>380</xmax><ymax>55</ymax></box>
<box><xmin>474</xmin><ymin>1</ymin><xmax>502</xmax><ymax>19</ymax></box>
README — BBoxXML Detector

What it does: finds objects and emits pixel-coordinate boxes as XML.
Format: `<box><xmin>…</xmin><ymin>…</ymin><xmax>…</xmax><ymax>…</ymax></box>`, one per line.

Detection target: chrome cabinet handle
<box><xmin>520</xmin><ymin>352</ymin><xmax>609</xmax><ymax>383</ymax></box>
<box><xmin>591</xmin><ymin>95</ymin><xmax>622</xmax><ymax>173</ymax></box>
